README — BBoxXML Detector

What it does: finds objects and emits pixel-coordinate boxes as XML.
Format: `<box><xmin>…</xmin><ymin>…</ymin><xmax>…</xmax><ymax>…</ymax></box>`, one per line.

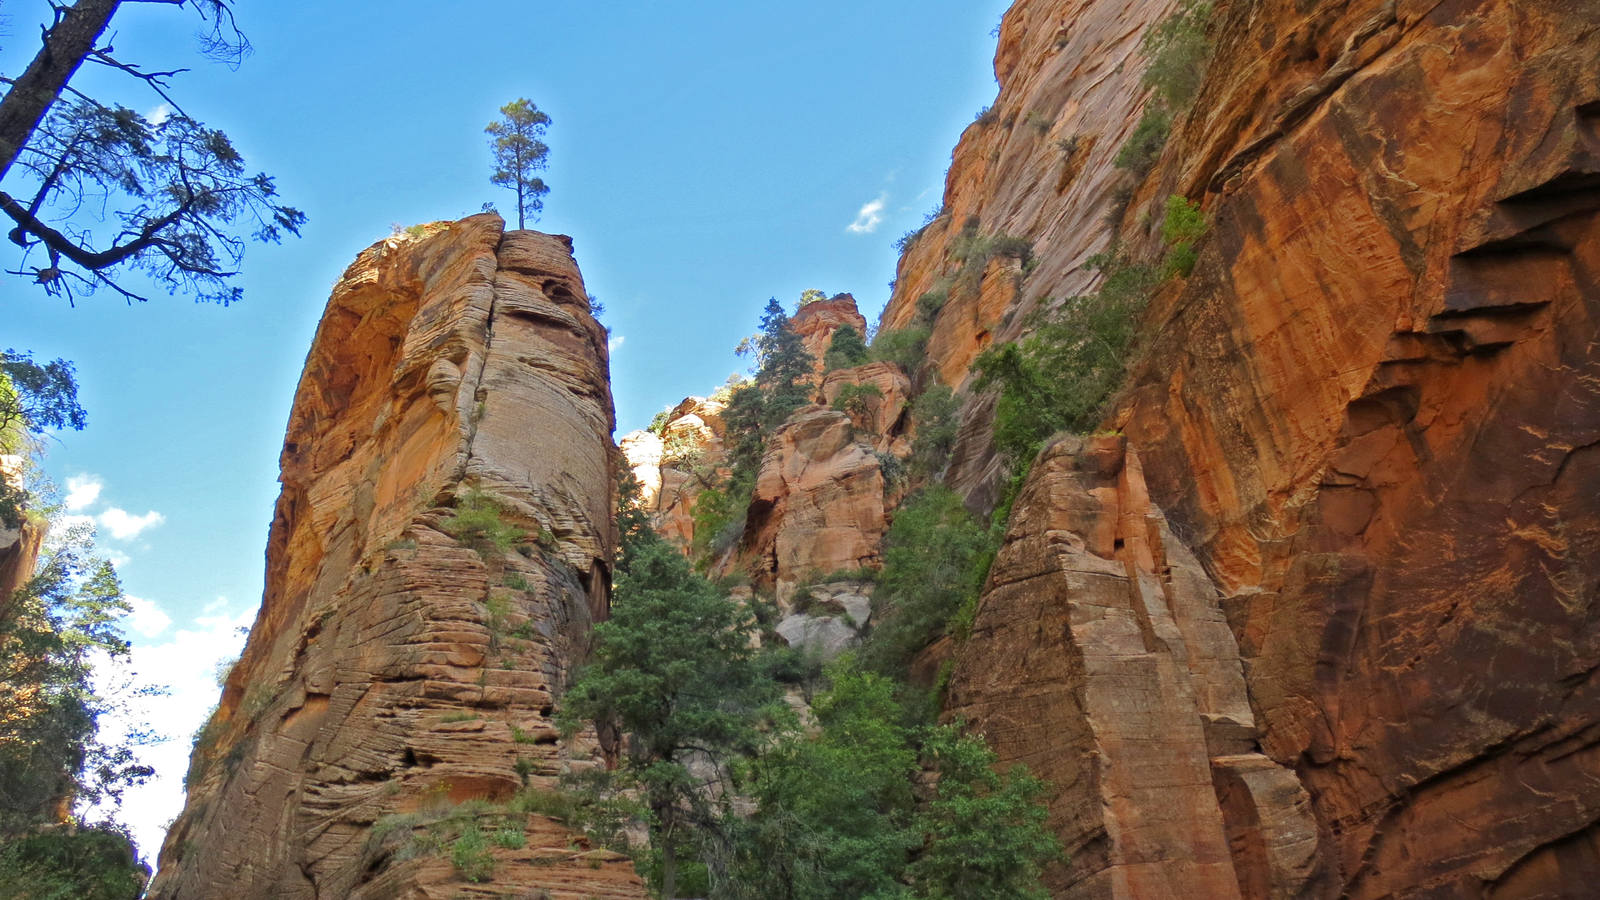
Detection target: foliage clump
<box><xmin>0</xmin><ymin>827</ymin><xmax>149</xmax><ymax>900</ymax></box>
<box><xmin>862</xmin><ymin>487</ymin><xmax>997</xmax><ymax>674</ymax></box>
<box><xmin>560</xmin><ymin>479</ymin><xmax>786</xmax><ymax>898</ymax></box>
<box><xmin>1115</xmin><ymin>0</ymin><xmax>1214</xmax><ymax>173</ymax></box>
<box><xmin>830</xmin><ymin>382</ymin><xmax>883</xmax><ymax>422</ymax></box>
<box><xmin>973</xmin><ymin>194</ymin><xmax>1205</xmax><ymax>468</ymax></box>
<box><xmin>907</xmin><ymin>382</ymin><xmax>959</xmax><ymax>480</ymax></box>
<box><xmin>442</xmin><ymin>488</ymin><xmax>525</xmax><ymax>559</ymax></box>
<box><xmin>724</xmin><ymin>660</ymin><xmax>1060</xmax><ymax>899</ymax></box>
<box><xmin>823</xmin><ymin>324</ymin><xmax>871</xmax><ymax>372</ymax></box>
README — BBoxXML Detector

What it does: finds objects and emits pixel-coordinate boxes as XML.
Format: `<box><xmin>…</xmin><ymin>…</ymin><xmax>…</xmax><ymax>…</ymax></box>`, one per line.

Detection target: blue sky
<box><xmin>3</xmin><ymin>0</ymin><xmax>1010</xmax><ymax>860</ymax></box>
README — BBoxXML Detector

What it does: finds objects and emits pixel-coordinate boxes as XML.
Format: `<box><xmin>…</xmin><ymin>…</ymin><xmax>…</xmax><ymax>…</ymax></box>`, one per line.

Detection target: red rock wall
<box><xmin>148</xmin><ymin>216</ymin><xmax>644</xmax><ymax>899</ymax></box>
<box><xmin>897</xmin><ymin>0</ymin><xmax>1600</xmax><ymax>896</ymax></box>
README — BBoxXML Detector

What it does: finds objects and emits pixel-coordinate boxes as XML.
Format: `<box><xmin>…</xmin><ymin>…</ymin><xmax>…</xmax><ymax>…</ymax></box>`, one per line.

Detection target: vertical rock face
<box><xmin>945</xmin><ymin>436</ymin><xmax>1318</xmax><ymax>899</ymax></box>
<box><xmin>893</xmin><ymin>0</ymin><xmax>1600</xmax><ymax>896</ymax></box>
<box><xmin>148</xmin><ymin>215</ymin><xmax>644</xmax><ymax>899</ymax></box>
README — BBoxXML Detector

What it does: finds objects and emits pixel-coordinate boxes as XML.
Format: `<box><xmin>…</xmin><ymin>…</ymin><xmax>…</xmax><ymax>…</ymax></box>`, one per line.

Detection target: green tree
<box><xmin>0</xmin><ymin>1</ymin><xmax>304</xmax><ymax>305</ymax></box>
<box><xmin>729</xmin><ymin>664</ymin><xmax>920</xmax><ymax>899</ymax></box>
<box><xmin>0</xmin><ymin>522</ymin><xmax>145</xmax><ymax>838</ymax></box>
<box><xmin>862</xmin><ymin>486</ymin><xmax>995</xmax><ymax>673</ymax></box>
<box><xmin>906</xmin><ymin>729</ymin><xmax>1060</xmax><ymax>899</ymax></box>
<box><xmin>696</xmin><ymin>298</ymin><xmax>818</xmax><ymax>564</ymax></box>
<box><xmin>0</xmin><ymin>351</ymin><xmax>88</xmax><ymax>528</ymax></box>
<box><xmin>823</xmin><ymin>324</ymin><xmax>871</xmax><ymax>372</ymax></box>
<box><xmin>727</xmin><ymin>661</ymin><xmax>1062</xmax><ymax>900</ymax></box>
<box><xmin>560</xmin><ymin>486</ymin><xmax>784</xmax><ymax>899</ymax></box>
<box><xmin>486</xmin><ymin>98</ymin><xmax>551</xmax><ymax>229</ymax></box>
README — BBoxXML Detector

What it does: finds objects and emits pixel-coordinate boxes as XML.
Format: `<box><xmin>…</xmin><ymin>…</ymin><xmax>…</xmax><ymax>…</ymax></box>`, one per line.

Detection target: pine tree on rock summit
<box><xmin>486</xmin><ymin>98</ymin><xmax>551</xmax><ymax>229</ymax></box>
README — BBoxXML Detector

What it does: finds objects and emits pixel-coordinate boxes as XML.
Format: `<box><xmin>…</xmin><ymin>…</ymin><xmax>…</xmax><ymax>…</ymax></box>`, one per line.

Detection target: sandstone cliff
<box><xmin>149</xmin><ymin>216</ymin><xmax>644</xmax><ymax>899</ymax></box>
<box><xmin>888</xmin><ymin>0</ymin><xmax>1600</xmax><ymax>896</ymax></box>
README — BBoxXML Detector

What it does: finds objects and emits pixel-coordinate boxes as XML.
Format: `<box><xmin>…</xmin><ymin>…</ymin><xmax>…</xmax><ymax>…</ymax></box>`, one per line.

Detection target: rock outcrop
<box><xmin>148</xmin><ymin>216</ymin><xmax>644</xmax><ymax>899</ymax></box>
<box><xmin>888</xmin><ymin>0</ymin><xmax>1600</xmax><ymax>895</ymax></box>
<box><xmin>792</xmin><ymin>293</ymin><xmax>868</xmax><ymax>373</ymax></box>
<box><xmin>745</xmin><ymin>407</ymin><xmax>887</xmax><ymax>601</ymax></box>
<box><xmin>945</xmin><ymin>436</ymin><xmax>1319</xmax><ymax>898</ymax></box>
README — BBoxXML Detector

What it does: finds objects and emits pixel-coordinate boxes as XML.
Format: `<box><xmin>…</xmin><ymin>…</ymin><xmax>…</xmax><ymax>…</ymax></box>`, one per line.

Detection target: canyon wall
<box><xmin>148</xmin><ymin>216</ymin><xmax>644</xmax><ymax>899</ymax></box>
<box><xmin>895</xmin><ymin>0</ymin><xmax>1600</xmax><ymax>896</ymax></box>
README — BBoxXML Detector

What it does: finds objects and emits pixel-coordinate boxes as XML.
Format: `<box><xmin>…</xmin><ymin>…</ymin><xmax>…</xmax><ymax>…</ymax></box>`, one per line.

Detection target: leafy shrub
<box><xmin>823</xmin><ymin>324</ymin><xmax>871</xmax><ymax>372</ymax></box>
<box><xmin>1116</xmin><ymin>0</ymin><xmax>1212</xmax><ymax>174</ymax></box>
<box><xmin>830</xmin><ymin>382</ymin><xmax>883</xmax><ymax>421</ymax></box>
<box><xmin>915</xmin><ymin>281</ymin><xmax>951</xmax><ymax>324</ymax></box>
<box><xmin>729</xmin><ymin>660</ymin><xmax>1061</xmax><ymax>899</ymax></box>
<box><xmin>876</xmin><ymin>450</ymin><xmax>907</xmax><ymax>496</ymax></box>
<box><xmin>0</xmin><ymin>827</ymin><xmax>148</xmax><ymax>900</ymax></box>
<box><xmin>869</xmin><ymin>327</ymin><xmax>930</xmax><ymax>371</ymax></box>
<box><xmin>862</xmin><ymin>487</ymin><xmax>996</xmax><ymax>673</ymax></box>
<box><xmin>908</xmin><ymin>382</ymin><xmax>960</xmax><ymax>479</ymax></box>
<box><xmin>450</xmin><ymin>823</ymin><xmax>494</xmax><ymax>883</ymax></box>
<box><xmin>974</xmin><ymin>252</ymin><xmax>1159</xmax><ymax>463</ymax></box>
<box><xmin>442</xmin><ymin>488</ymin><xmax>524</xmax><ymax>558</ymax></box>
<box><xmin>647</xmin><ymin>408</ymin><xmax>673</xmax><ymax>435</ymax></box>
<box><xmin>1114</xmin><ymin>106</ymin><xmax>1173</xmax><ymax>173</ymax></box>
<box><xmin>1160</xmin><ymin>194</ymin><xmax>1207</xmax><ymax>276</ymax></box>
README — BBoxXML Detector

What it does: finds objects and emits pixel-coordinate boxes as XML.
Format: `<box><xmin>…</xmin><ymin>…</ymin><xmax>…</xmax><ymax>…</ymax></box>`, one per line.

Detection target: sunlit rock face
<box><xmin>148</xmin><ymin>215</ymin><xmax>645</xmax><ymax>900</ymax></box>
<box><xmin>891</xmin><ymin>0</ymin><xmax>1600</xmax><ymax>895</ymax></box>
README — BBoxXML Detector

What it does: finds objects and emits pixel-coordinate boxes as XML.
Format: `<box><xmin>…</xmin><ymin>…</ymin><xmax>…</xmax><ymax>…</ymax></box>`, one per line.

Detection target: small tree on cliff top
<box><xmin>486</xmin><ymin>98</ymin><xmax>551</xmax><ymax>229</ymax></box>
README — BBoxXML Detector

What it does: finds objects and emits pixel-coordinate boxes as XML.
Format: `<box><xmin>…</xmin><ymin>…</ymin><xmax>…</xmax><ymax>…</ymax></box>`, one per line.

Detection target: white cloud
<box><xmin>144</xmin><ymin>104</ymin><xmax>173</xmax><ymax>126</ymax></box>
<box><xmin>846</xmin><ymin>194</ymin><xmax>887</xmax><ymax>234</ymax></box>
<box><xmin>92</xmin><ymin>599</ymin><xmax>255</xmax><ymax>867</ymax></box>
<box><xmin>124</xmin><ymin>596</ymin><xmax>172</xmax><ymax>638</ymax></box>
<box><xmin>608</xmin><ymin>335</ymin><xmax>626</xmax><ymax>353</ymax></box>
<box><xmin>98</xmin><ymin>508</ymin><xmax>166</xmax><ymax>541</ymax></box>
<box><xmin>65</xmin><ymin>474</ymin><xmax>104</xmax><ymax>511</ymax></box>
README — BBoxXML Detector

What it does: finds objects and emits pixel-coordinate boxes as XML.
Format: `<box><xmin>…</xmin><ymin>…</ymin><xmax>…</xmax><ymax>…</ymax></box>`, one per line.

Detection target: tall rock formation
<box><xmin>149</xmin><ymin>215</ymin><xmax>644</xmax><ymax>899</ymax></box>
<box><xmin>888</xmin><ymin>0</ymin><xmax>1600</xmax><ymax>896</ymax></box>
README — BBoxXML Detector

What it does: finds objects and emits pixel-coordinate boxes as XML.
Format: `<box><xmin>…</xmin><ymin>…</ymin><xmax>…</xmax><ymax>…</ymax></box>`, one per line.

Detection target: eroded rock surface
<box><xmin>148</xmin><ymin>216</ymin><xmax>644</xmax><ymax>900</ymax></box>
<box><xmin>945</xmin><ymin>436</ymin><xmax>1317</xmax><ymax>899</ymax></box>
<box><xmin>746</xmin><ymin>407</ymin><xmax>886</xmax><ymax>601</ymax></box>
<box><xmin>888</xmin><ymin>0</ymin><xmax>1600</xmax><ymax>895</ymax></box>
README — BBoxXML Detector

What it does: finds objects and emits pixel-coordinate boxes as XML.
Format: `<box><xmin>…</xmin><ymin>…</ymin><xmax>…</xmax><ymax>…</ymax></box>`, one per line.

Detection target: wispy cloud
<box><xmin>64</xmin><ymin>474</ymin><xmax>103</xmax><ymax>511</ymax></box>
<box><xmin>124</xmin><ymin>596</ymin><xmax>172</xmax><ymax>638</ymax></box>
<box><xmin>93</xmin><ymin>598</ymin><xmax>254</xmax><ymax>865</ymax></box>
<box><xmin>608</xmin><ymin>335</ymin><xmax>626</xmax><ymax>353</ymax></box>
<box><xmin>847</xmin><ymin>194</ymin><xmax>887</xmax><ymax>234</ymax></box>
<box><xmin>98</xmin><ymin>508</ymin><xmax>166</xmax><ymax>541</ymax></box>
<box><xmin>144</xmin><ymin>104</ymin><xmax>173</xmax><ymax>126</ymax></box>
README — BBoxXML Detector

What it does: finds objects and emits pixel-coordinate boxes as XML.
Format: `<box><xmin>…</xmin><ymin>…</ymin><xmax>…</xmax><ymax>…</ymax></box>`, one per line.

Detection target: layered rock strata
<box><xmin>889</xmin><ymin>0</ymin><xmax>1600</xmax><ymax>895</ymax></box>
<box><xmin>148</xmin><ymin>216</ymin><xmax>644</xmax><ymax>899</ymax></box>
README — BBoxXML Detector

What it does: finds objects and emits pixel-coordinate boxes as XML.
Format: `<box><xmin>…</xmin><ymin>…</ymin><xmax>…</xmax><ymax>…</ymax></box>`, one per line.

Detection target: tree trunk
<box><xmin>0</xmin><ymin>0</ymin><xmax>122</xmax><ymax>183</ymax></box>
<box><xmin>656</xmin><ymin>798</ymin><xmax>678</xmax><ymax>900</ymax></box>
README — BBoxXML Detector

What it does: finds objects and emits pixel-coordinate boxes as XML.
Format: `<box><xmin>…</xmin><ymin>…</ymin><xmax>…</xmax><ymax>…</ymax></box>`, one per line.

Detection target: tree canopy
<box><xmin>0</xmin><ymin>0</ymin><xmax>303</xmax><ymax>305</ymax></box>
<box><xmin>486</xmin><ymin>98</ymin><xmax>551</xmax><ymax>229</ymax></box>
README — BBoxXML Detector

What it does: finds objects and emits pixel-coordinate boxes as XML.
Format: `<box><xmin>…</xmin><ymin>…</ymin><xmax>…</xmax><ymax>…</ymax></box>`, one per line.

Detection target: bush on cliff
<box><xmin>823</xmin><ymin>324</ymin><xmax>871</xmax><ymax>372</ymax></box>
<box><xmin>1115</xmin><ymin>0</ymin><xmax>1213</xmax><ymax>174</ymax></box>
<box><xmin>860</xmin><ymin>486</ymin><xmax>995</xmax><ymax>674</ymax></box>
<box><xmin>723</xmin><ymin>660</ymin><xmax>1061</xmax><ymax>900</ymax></box>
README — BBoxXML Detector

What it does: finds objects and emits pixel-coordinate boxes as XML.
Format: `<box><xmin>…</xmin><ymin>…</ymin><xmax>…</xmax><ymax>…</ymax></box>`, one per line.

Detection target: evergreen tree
<box><xmin>560</xmin><ymin>481</ymin><xmax>784</xmax><ymax>899</ymax></box>
<box><xmin>1</xmin><ymin>1</ymin><xmax>304</xmax><ymax>305</ymax></box>
<box><xmin>485</xmin><ymin>98</ymin><xmax>551</xmax><ymax>229</ymax></box>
